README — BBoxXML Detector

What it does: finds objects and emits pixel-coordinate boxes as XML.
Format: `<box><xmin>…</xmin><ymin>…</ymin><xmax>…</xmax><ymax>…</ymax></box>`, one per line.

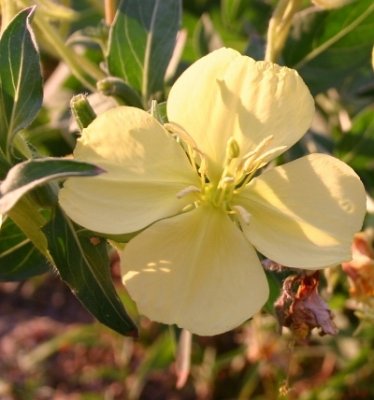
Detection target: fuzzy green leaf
<box><xmin>284</xmin><ymin>0</ymin><xmax>374</xmax><ymax>94</ymax></box>
<box><xmin>0</xmin><ymin>158</ymin><xmax>104</xmax><ymax>214</ymax></box>
<box><xmin>0</xmin><ymin>7</ymin><xmax>43</xmax><ymax>152</ymax></box>
<box><xmin>6</xmin><ymin>196</ymin><xmax>50</xmax><ymax>259</ymax></box>
<box><xmin>0</xmin><ymin>215</ymin><xmax>50</xmax><ymax>281</ymax></box>
<box><xmin>44</xmin><ymin>207</ymin><xmax>138</xmax><ymax>336</ymax></box>
<box><xmin>107</xmin><ymin>0</ymin><xmax>181</xmax><ymax>103</ymax></box>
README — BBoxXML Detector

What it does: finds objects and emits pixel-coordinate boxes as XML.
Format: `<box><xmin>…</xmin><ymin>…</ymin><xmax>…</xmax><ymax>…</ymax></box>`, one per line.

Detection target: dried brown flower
<box><xmin>275</xmin><ymin>272</ymin><xmax>338</xmax><ymax>341</ymax></box>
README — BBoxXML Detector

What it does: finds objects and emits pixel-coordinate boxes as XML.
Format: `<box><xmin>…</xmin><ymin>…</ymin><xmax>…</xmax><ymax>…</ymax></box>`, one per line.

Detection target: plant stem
<box><xmin>265</xmin><ymin>0</ymin><xmax>301</xmax><ymax>63</ymax></box>
<box><xmin>104</xmin><ymin>0</ymin><xmax>117</xmax><ymax>25</ymax></box>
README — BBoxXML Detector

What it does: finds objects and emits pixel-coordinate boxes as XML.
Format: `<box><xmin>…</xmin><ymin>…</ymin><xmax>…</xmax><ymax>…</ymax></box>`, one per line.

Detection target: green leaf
<box><xmin>0</xmin><ymin>7</ymin><xmax>43</xmax><ymax>153</ymax></box>
<box><xmin>7</xmin><ymin>196</ymin><xmax>50</xmax><ymax>259</ymax></box>
<box><xmin>152</xmin><ymin>101</ymin><xmax>168</xmax><ymax>124</ymax></box>
<box><xmin>336</xmin><ymin>107</ymin><xmax>374</xmax><ymax>168</ymax></box>
<box><xmin>107</xmin><ymin>0</ymin><xmax>181</xmax><ymax>104</ymax></box>
<box><xmin>263</xmin><ymin>270</ymin><xmax>281</xmax><ymax>314</ymax></box>
<box><xmin>335</xmin><ymin>106</ymin><xmax>374</xmax><ymax>195</ymax></box>
<box><xmin>44</xmin><ymin>207</ymin><xmax>137</xmax><ymax>336</ymax></box>
<box><xmin>221</xmin><ymin>0</ymin><xmax>244</xmax><ymax>27</ymax></box>
<box><xmin>0</xmin><ymin>215</ymin><xmax>50</xmax><ymax>281</ymax></box>
<box><xmin>284</xmin><ymin>0</ymin><xmax>374</xmax><ymax>94</ymax></box>
<box><xmin>0</xmin><ymin>158</ymin><xmax>104</xmax><ymax>214</ymax></box>
<box><xmin>221</xmin><ymin>0</ymin><xmax>271</xmax><ymax>34</ymax></box>
<box><xmin>0</xmin><ymin>156</ymin><xmax>11</xmax><ymax>180</ymax></box>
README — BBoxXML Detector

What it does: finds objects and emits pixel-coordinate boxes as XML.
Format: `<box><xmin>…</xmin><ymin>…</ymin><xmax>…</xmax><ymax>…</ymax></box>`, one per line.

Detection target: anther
<box><xmin>164</xmin><ymin>122</ymin><xmax>198</xmax><ymax>149</ymax></box>
<box><xmin>226</xmin><ymin>137</ymin><xmax>240</xmax><ymax>160</ymax></box>
<box><xmin>176</xmin><ymin>185</ymin><xmax>201</xmax><ymax>199</ymax></box>
<box><xmin>232</xmin><ymin>205</ymin><xmax>252</xmax><ymax>225</ymax></box>
<box><xmin>221</xmin><ymin>176</ymin><xmax>235</xmax><ymax>184</ymax></box>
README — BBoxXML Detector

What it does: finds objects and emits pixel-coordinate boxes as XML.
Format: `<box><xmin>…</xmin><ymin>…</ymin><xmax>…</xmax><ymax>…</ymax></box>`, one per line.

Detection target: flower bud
<box><xmin>70</xmin><ymin>94</ymin><xmax>97</xmax><ymax>131</ymax></box>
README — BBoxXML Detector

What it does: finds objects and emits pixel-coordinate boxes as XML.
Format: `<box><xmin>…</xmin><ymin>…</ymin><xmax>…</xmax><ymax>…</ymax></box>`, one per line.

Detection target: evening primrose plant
<box><xmin>59</xmin><ymin>48</ymin><xmax>366</xmax><ymax>336</ymax></box>
<box><xmin>0</xmin><ymin>0</ymin><xmax>373</xmax><ymax>341</ymax></box>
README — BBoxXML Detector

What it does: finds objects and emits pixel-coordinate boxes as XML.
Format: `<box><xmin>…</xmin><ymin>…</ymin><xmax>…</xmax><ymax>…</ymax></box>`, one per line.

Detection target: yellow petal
<box><xmin>122</xmin><ymin>206</ymin><xmax>269</xmax><ymax>336</ymax></box>
<box><xmin>59</xmin><ymin>107</ymin><xmax>199</xmax><ymax>234</ymax></box>
<box><xmin>167</xmin><ymin>48</ymin><xmax>314</xmax><ymax>180</ymax></box>
<box><xmin>237</xmin><ymin>154</ymin><xmax>366</xmax><ymax>269</ymax></box>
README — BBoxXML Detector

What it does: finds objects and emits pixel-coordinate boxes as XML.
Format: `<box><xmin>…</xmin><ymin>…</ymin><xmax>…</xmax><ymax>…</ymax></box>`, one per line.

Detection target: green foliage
<box><xmin>43</xmin><ymin>207</ymin><xmax>137</xmax><ymax>336</ymax></box>
<box><xmin>6</xmin><ymin>196</ymin><xmax>50</xmax><ymax>259</ymax></box>
<box><xmin>335</xmin><ymin>106</ymin><xmax>374</xmax><ymax>196</ymax></box>
<box><xmin>0</xmin><ymin>158</ymin><xmax>104</xmax><ymax>214</ymax></box>
<box><xmin>0</xmin><ymin>8</ymin><xmax>137</xmax><ymax>336</ymax></box>
<box><xmin>0</xmin><ymin>7</ymin><xmax>43</xmax><ymax>154</ymax></box>
<box><xmin>107</xmin><ymin>0</ymin><xmax>182</xmax><ymax>106</ymax></box>
<box><xmin>284</xmin><ymin>0</ymin><xmax>374</xmax><ymax>94</ymax></box>
<box><xmin>0</xmin><ymin>215</ymin><xmax>50</xmax><ymax>281</ymax></box>
<box><xmin>97</xmin><ymin>77</ymin><xmax>143</xmax><ymax>108</ymax></box>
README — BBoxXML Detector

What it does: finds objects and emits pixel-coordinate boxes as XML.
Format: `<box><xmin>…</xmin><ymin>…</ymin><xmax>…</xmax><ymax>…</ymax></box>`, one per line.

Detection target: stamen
<box><xmin>241</xmin><ymin>135</ymin><xmax>275</xmax><ymax>174</ymax></box>
<box><xmin>225</xmin><ymin>137</ymin><xmax>240</xmax><ymax>161</ymax></box>
<box><xmin>221</xmin><ymin>176</ymin><xmax>235</xmax><ymax>184</ymax></box>
<box><xmin>236</xmin><ymin>143</ymin><xmax>288</xmax><ymax>190</ymax></box>
<box><xmin>164</xmin><ymin>122</ymin><xmax>207</xmax><ymax>179</ymax></box>
<box><xmin>254</xmin><ymin>145</ymin><xmax>287</xmax><ymax>166</ymax></box>
<box><xmin>233</xmin><ymin>135</ymin><xmax>286</xmax><ymax>189</ymax></box>
<box><xmin>176</xmin><ymin>185</ymin><xmax>201</xmax><ymax>199</ymax></box>
<box><xmin>150</xmin><ymin>100</ymin><xmax>158</xmax><ymax>118</ymax></box>
<box><xmin>182</xmin><ymin>203</ymin><xmax>196</xmax><ymax>212</ymax></box>
<box><xmin>164</xmin><ymin>122</ymin><xmax>198</xmax><ymax>149</ymax></box>
<box><xmin>198</xmin><ymin>157</ymin><xmax>208</xmax><ymax>186</ymax></box>
<box><xmin>242</xmin><ymin>135</ymin><xmax>274</xmax><ymax>161</ymax></box>
<box><xmin>236</xmin><ymin>157</ymin><xmax>266</xmax><ymax>190</ymax></box>
<box><xmin>232</xmin><ymin>205</ymin><xmax>252</xmax><ymax>225</ymax></box>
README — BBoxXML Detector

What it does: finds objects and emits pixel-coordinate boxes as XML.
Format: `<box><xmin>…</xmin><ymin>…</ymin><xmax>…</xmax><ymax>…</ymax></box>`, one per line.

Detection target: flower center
<box><xmin>200</xmin><ymin>178</ymin><xmax>236</xmax><ymax>210</ymax></box>
<box><xmin>199</xmin><ymin>136</ymin><xmax>276</xmax><ymax>212</ymax></box>
<box><xmin>166</xmin><ymin>122</ymin><xmax>284</xmax><ymax>223</ymax></box>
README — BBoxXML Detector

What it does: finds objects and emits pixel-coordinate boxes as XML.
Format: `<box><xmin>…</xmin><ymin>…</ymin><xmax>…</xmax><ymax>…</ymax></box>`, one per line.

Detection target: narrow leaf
<box><xmin>44</xmin><ymin>207</ymin><xmax>137</xmax><ymax>336</ymax></box>
<box><xmin>335</xmin><ymin>107</ymin><xmax>374</xmax><ymax>197</ymax></box>
<box><xmin>107</xmin><ymin>0</ymin><xmax>181</xmax><ymax>103</ymax></box>
<box><xmin>0</xmin><ymin>216</ymin><xmax>50</xmax><ymax>281</ymax></box>
<box><xmin>0</xmin><ymin>7</ymin><xmax>43</xmax><ymax>151</ymax></box>
<box><xmin>0</xmin><ymin>158</ymin><xmax>104</xmax><ymax>214</ymax></box>
<box><xmin>221</xmin><ymin>0</ymin><xmax>244</xmax><ymax>27</ymax></box>
<box><xmin>336</xmin><ymin>107</ymin><xmax>374</xmax><ymax>168</ymax></box>
<box><xmin>7</xmin><ymin>196</ymin><xmax>50</xmax><ymax>258</ymax></box>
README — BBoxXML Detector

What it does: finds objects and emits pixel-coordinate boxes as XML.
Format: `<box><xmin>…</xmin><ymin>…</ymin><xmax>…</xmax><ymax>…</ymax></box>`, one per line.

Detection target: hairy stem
<box><xmin>265</xmin><ymin>0</ymin><xmax>301</xmax><ymax>63</ymax></box>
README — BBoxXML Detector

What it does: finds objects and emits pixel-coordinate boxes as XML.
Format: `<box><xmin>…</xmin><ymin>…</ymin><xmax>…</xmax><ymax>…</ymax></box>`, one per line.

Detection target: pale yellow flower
<box><xmin>59</xmin><ymin>48</ymin><xmax>366</xmax><ymax>336</ymax></box>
